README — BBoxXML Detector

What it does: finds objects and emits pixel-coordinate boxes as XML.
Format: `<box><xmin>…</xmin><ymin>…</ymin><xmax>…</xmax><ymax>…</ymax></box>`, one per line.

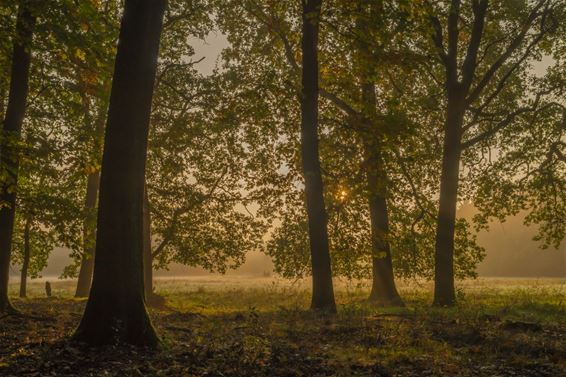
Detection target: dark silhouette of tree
<box><xmin>428</xmin><ymin>0</ymin><xmax>557</xmax><ymax>306</ymax></box>
<box><xmin>0</xmin><ymin>0</ymin><xmax>35</xmax><ymax>313</ymax></box>
<box><xmin>301</xmin><ymin>0</ymin><xmax>336</xmax><ymax>312</ymax></box>
<box><xmin>354</xmin><ymin>3</ymin><xmax>403</xmax><ymax>306</ymax></box>
<box><xmin>73</xmin><ymin>0</ymin><xmax>166</xmax><ymax>346</ymax></box>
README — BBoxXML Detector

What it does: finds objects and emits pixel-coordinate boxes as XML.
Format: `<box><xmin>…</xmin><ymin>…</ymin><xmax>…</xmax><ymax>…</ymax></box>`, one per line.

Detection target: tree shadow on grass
<box><xmin>2</xmin><ymin>296</ymin><xmax>565</xmax><ymax>376</ymax></box>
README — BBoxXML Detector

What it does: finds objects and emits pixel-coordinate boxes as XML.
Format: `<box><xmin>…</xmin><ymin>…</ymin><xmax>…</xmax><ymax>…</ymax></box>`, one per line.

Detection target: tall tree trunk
<box><xmin>364</xmin><ymin>146</ymin><xmax>403</xmax><ymax>306</ymax></box>
<box><xmin>75</xmin><ymin>79</ymin><xmax>108</xmax><ymax>297</ymax></box>
<box><xmin>75</xmin><ymin>97</ymin><xmax>107</xmax><ymax>298</ymax></box>
<box><xmin>74</xmin><ymin>170</ymin><xmax>100</xmax><ymax>297</ymax></box>
<box><xmin>301</xmin><ymin>0</ymin><xmax>336</xmax><ymax>313</ymax></box>
<box><xmin>0</xmin><ymin>1</ymin><xmax>35</xmax><ymax>313</ymax></box>
<box><xmin>433</xmin><ymin>101</ymin><xmax>464</xmax><ymax>307</ymax></box>
<box><xmin>143</xmin><ymin>185</ymin><xmax>153</xmax><ymax>299</ymax></box>
<box><xmin>359</xmin><ymin>77</ymin><xmax>404</xmax><ymax>306</ymax></box>
<box><xmin>73</xmin><ymin>0</ymin><xmax>165</xmax><ymax>346</ymax></box>
<box><xmin>19</xmin><ymin>215</ymin><xmax>31</xmax><ymax>298</ymax></box>
<box><xmin>352</xmin><ymin>2</ymin><xmax>402</xmax><ymax>306</ymax></box>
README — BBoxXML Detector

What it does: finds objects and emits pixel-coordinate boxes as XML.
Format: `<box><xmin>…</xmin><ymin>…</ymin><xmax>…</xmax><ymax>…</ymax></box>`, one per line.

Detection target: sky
<box><xmin>190</xmin><ymin>32</ymin><xmax>228</xmax><ymax>75</ymax></box>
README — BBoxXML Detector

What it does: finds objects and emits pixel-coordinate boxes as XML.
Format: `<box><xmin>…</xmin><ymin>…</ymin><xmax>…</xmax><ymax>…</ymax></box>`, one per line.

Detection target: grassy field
<box><xmin>1</xmin><ymin>277</ymin><xmax>565</xmax><ymax>376</ymax></box>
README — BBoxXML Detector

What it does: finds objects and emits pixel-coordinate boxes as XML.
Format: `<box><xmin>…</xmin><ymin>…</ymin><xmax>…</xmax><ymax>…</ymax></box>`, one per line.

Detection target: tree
<box><xmin>237</xmin><ymin>0</ymin><xmax>406</xmax><ymax>304</ymax></box>
<box><xmin>214</xmin><ymin>0</ymin><xmax>484</xmax><ymax>293</ymax></box>
<box><xmin>472</xmin><ymin>63</ymin><xmax>566</xmax><ymax>254</ymax></box>
<box><xmin>73</xmin><ymin>0</ymin><xmax>166</xmax><ymax>346</ymax></box>
<box><xmin>300</xmin><ymin>0</ymin><xmax>336</xmax><ymax>312</ymax></box>
<box><xmin>74</xmin><ymin>88</ymin><xmax>110</xmax><ymax>297</ymax></box>
<box><xmin>425</xmin><ymin>0</ymin><xmax>558</xmax><ymax>306</ymax></box>
<box><xmin>12</xmin><ymin>212</ymin><xmax>56</xmax><ymax>299</ymax></box>
<box><xmin>142</xmin><ymin>2</ymin><xmax>265</xmax><ymax>298</ymax></box>
<box><xmin>0</xmin><ymin>0</ymin><xmax>35</xmax><ymax>313</ymax></box>
<box><xmin>11</xmin><ymin>141</ymin><xmax>64</xmax><ymax>299</ymax></box>
<box><xmin>59</xmin><ymin>2</ymin><xmax>119</xmax><ymax>298</ymax></box>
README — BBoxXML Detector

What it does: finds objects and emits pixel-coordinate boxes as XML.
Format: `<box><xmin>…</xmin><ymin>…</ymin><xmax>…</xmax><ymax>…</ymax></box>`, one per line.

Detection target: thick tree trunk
<box><xmin>73</xmin><ymin>0</ymin><xmax>165</xmax><ymax>346</ymax></box>
<box><xmin>0</xmin><ymin>1</ymin><xmax>35</xmax><ymax>313</ymax></box>
<box><xmin>19</xmin><ymin>216</ymin><xmax>31</xmax><ymax>298</ymax></box>
<box><xmin>433</xmin><ymin>102</ymin><xmax>464</xmax><ymax>307</ymax></box>
<box><xmin>143</xmin><ymin>186</ymin><xmax>153</xmax><ymax>299</ymax></box>
<box><xmin>301</xmin><ymin>0</ymin><xmax>336</xmax><ymax>313</ymax></box>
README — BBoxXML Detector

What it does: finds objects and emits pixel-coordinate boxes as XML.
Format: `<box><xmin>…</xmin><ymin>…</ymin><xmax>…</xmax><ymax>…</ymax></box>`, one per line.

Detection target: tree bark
<box><xmin>19</xmin><ymin>215</ymin><xmax>31</xmax><ymax>298</ymax></box>
<box><xmin>0</xmin><ymin>86</ymin><xmax>6</xmax><ymax>120</ymax></box>
<box><xmin>74</xmin><ymin>170</ymin><xmax>100</xmax><ymax>297</ymax></box>
<box><xmin>0</xmin><ymin>0</ymin><xmax>35</xmax><ymax>313</ymax></box>
<box><xmin>143</xmin><ymin>185</ymin><xmax>153</xmax><ymax>299</ymax></box>
<box><xmin>73</xmin><ymin>0</ymin><xmax>165</xmax><ymax>346</ymax></box>
<box><xmin>433</xmin><ymin>99</ymin><xmax>464</xmax><ymax>307</ymax></box>
<box><xmin>75</xmin><ymin>96</ymin><xmax>107</xmax><ymax>298</ymax></box>
<box><xmin>358</xmin><ymin>76</ymin><xmax>403</xmax><ymax>305</ymax></box>
<box><xmin>364</xmin><ymin>144</ymin><xmax>403</xmax><ymax>306</ymax></box>
<box><xmin>301</xmin><ymin>0</ymin><xmax>336</xmax><ymax>313</ymax></box>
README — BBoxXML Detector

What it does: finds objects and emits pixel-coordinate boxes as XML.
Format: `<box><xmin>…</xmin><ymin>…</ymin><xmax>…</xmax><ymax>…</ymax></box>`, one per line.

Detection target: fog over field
<box><xmin>28</xmin><ymin>206</ymin><xmax>566</xmax><ymax>280</ymax></box>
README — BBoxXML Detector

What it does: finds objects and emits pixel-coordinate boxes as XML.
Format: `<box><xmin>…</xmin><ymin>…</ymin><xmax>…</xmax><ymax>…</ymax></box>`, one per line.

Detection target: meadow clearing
<box><xmin>0</xmin><ymin>276</ymin><xmax>564</xmax><ymax>376</ymax></box>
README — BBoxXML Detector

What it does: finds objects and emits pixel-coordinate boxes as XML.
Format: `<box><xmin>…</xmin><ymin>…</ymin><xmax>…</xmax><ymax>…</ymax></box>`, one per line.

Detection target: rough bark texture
<box><xmin>19</xmin><ymin>216</ymin><xmax>31</xmax><ymax>298</ymax></box>
<box><xmin>73</xmin><ymin>0</ymin><xmax>165</xmax><ymax>346</ymax></box>
<box><xmin>143</xmin><ymin>186</ymin><xmax>153</xmax><ymax>299</ymax></box>
<box><xmin>0</xmin><ymin>1</ymin><xmax>35</xmax><ymax>313</ymax></box>
<box><xmin>301</xmin><ymin>0</ymin><xmax>336</xmax><ymax>313</ymax></box>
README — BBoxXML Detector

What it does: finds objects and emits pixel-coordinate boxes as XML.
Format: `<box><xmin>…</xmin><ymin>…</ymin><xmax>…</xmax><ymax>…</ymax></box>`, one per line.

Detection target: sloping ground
<box><xmin>0</xmin><ymin>278</ymin><xmax>565</xmax><ymax>376</ymax></box>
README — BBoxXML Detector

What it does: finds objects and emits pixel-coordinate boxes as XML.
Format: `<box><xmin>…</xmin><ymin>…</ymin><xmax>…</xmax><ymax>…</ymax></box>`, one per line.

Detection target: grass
<box><xmin>1</xmin><ymin>276</ymin><xmax>565</xmax><ymax>376</ymax></box>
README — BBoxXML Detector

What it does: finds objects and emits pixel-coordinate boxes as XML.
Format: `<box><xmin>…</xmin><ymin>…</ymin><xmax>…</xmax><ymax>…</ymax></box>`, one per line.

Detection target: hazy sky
<box><xmin>190</xmin><ymin>32</ymin><xmax>228</xmax><ymax>75</ymax></box>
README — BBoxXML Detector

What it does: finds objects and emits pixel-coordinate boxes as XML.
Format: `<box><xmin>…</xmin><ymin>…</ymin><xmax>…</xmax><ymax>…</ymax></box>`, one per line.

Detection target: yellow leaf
<box><xmin>75</xmin><ymin>48</ymin><xmax>86</xmax><ymax>62</ymax></box>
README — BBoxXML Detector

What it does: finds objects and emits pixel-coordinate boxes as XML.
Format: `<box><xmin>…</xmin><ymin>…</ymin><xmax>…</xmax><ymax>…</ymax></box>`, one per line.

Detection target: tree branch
<box><xmin>150</xmin><ymin>168</ymin><xmax>228</xmax><ymax>258</ymax></box>
<box><xmin>461</xmin><ymin>95</ymin><xmax>548</xmax><ymax>149</ymax></box>
<box><xmin>446</xmin><ymin>0</ymin><xmax>461</xmax><ymax>83</ymax></box>
<box><xmin>461</xmin><ymin>0</ymin><xmax>488</xmax><ymax>92</ymax></box>
<box><xmin>465</xmin><ymin>0</ymin><xmax>547</xmax><ymax>105</ymax></box>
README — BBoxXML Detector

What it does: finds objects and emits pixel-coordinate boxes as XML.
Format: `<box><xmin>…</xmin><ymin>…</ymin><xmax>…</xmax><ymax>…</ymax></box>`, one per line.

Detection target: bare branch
<box><xmin>461</xmin><ymin>95</ymin><xmax>551</xmax><ymax>149</ymax></box>
<box><xmin>430</xmin><ymin>15</ymin><xmax>448</xmax><ymax>67</ymax></box>
<box><xmin>461</xmin><ymin>0</ymin><xmax>488</xmax><ymax>91</ymax></box>
<box><xmin>465</xmin><ymin>0</ymin><xmax>547</xmax><ymax>105</ymax></box>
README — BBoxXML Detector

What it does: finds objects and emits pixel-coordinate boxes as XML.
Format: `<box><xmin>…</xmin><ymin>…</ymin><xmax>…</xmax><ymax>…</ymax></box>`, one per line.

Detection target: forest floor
<box><xmin>0</xmin><ymin>277</ymin><xmax>565</xmax><ymax>376</ymax></box>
